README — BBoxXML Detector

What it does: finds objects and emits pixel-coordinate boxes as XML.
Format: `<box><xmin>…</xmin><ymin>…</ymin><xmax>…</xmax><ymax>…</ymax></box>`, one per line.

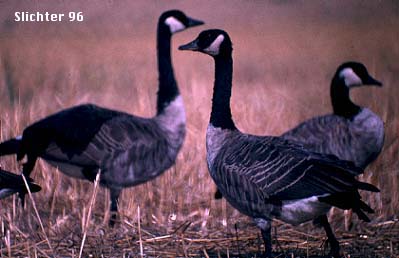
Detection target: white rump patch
<box><xmin>339</xmin><ymin>68</ymin><xmax>362</xmax><ymax>87</ymax></box>
<box><xmin>204</xmin><ymin>34</ymin><xmax>225</xmax><ymax>56</ymax></box>
<box><xmin>254</xmin><ymin>218</ymin><xmax>271</xmax><ymax>230</ymax></box>
<box><xmin>165</xmin><ymin>17</ymin><xmax>186</xmax><ymax>33</ymax></box>
<box><xmin>15</xmin><ymin>135</ymin><xmax>23</xmax><ymax>140</ymax></box>
<box><xmin>279</xmin><ymin>196</ymin><xmax>331</xmax><ymax>225</ymax></box>
<box><xmin>206</xmin><ymin>124</ymin><xmax>232</xmax><ymax>167</ymax></box>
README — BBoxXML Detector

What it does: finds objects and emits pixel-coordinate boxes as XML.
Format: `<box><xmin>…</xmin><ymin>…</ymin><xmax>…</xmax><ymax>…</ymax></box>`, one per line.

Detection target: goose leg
<box><xmin>109</xmin><ymin>188</ymin><xmax>121</xmax><ymax>227</ymax></box>
<box><xmin>255</xmin><ymin>218</ymin><xmax>273</xmax><ymax>257</ymax></box>
<box><xmin>314</xmin><ymin>215</ymin><xmax>340</xmax><ymax>258</ymax></box>
<box><xmin>22</xmin><ymin>155</ymin><xmax>37</xmax><ymax>177</ymax></box>
<box><xmin>18</xmin><ymin>191</ymin><xmax>26</xmax><ymax>208</ymax></box>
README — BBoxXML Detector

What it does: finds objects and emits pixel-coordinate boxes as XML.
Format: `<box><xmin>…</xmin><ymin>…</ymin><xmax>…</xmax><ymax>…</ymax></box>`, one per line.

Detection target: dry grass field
<box><xmin>0</xmin><ymin>1</ymin><xmax>398</xmax><ymax>257</ymax></box>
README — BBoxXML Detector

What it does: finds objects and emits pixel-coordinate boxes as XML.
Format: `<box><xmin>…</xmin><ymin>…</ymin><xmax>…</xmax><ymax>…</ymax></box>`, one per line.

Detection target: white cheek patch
<box><xmin>165</xmin><ymin>17</ymin><xmax>186</xmax><ymax>33</ymax></box>
<box><xmin>339</xmin><ymin>68</ymin><xmax>362</xmax><ymax>87</ymax></box>
<box><xmin>204</xmin><ymin>34</ymin><xmax>225</xmax><ymax>56</ymax></box>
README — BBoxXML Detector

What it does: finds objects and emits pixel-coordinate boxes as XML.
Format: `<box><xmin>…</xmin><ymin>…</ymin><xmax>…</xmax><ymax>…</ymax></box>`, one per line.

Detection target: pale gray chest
<box><xmin>352</xmin><ymin>108</ymin><xmax>384</xmax><ymax>143</ymax></box>
<box><xmin>156</xmin><ymin>96</ymin><xmax>186</xmax><ymax>156</ymax></box>
<box><xmin>156</xmin><ymin>96</ymin><xmax>186</xmax><ymax>137</ymax></box>
<box><xmin>348</xmin><ymin>108</ymin><xmax>384</xmax><ymax>166</ymax></box>
<box><xmin>206</xmin><ymin>125</ymin><xmax>232</xmax><ymax>171</ymax></box>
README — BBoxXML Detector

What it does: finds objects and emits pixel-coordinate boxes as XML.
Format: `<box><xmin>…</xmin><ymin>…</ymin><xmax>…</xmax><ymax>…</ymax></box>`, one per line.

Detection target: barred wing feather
<box><xmin>212</xmin><ymin>134</ymin><xmax>374</xmax><ymax>204</ymax></box>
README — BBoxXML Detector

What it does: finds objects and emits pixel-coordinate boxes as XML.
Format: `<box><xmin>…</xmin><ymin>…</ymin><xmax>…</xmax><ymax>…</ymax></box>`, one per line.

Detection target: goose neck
<box><xmin>156</xmin><ymin>24</ymin><xmax>179</xmax><ymax>115</ymax></box>
<box><xmin>210</xmin><ymin>55</ymin><xmax>236</xmax><ymax>130</ymax></box>
<box><xmin>331</xmin><ymin>77</ymin><xmax>361</xmax><ymax>119</ymax></box>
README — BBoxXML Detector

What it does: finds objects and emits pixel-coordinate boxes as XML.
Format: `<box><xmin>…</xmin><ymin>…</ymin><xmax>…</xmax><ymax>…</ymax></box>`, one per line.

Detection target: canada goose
<box><xmin>214</xmin><ymin>61</ymin><xmax>385</xmax><ymax>253</ymax></box>
<box><xmin>282</xmin><ymin>62</ymin><xmax>384</xmax><ymax>169</ymax></box>
<box><xmin>215</xmin><ymin>62</ymin><xmax>383</xmax><ymax>196</ymax></box>
<box><xmin>179</xmin><ymin>29</ymin><xmax>379</xmax><ymax>258</ymax></box>
<box><xmin>281</xmin><ymin>62</ymin><xmax>384</xmax><ymax>242</ymax></box>
<box><xmin>0</xmin><ymin>168</ymin><xmax>41</xmax><ymax>200</ymax></box>
<box><xmin>0</xmin><ymin>10</ymin><xmax>203</xmax><ymax>225</ymax></box>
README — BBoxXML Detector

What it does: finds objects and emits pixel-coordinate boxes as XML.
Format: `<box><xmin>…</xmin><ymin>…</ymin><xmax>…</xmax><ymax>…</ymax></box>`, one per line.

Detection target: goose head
<box><xmin>336</xmin><ymin>62</ymin><xmax>382</xmax><ymax>88</ymax></box>
<box><xmin>160</xmin><ymin>10</ymin><xmax>204</xmax><ymax>34</ymax></box>
<box><xmin>178</xmin><ymin>29</ymin><xmax>232</xmax><ymax>57</ymax></box>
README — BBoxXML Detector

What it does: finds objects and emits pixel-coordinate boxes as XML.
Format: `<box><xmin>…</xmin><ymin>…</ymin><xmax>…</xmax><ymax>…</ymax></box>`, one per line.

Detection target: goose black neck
<box><xmin>156</xmin><ymin>23</ymin><xmax>179</xmax><ymax>115</ymax></box>
<box><xmin>331</xmin><ymin>76</ymin><xmax>361</xmax><ymax>119</ymax></box>
<box><xmin>210</xmin><ymin>55</ymin><xmax>236</xmax><ymax>130</ymax></box>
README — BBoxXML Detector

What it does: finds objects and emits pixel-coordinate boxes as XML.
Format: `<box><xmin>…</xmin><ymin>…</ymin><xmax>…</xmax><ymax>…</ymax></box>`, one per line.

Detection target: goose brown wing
<box><xmin>21</xmin><ymin>104</ymin><xmax>122</xmax><ymax>161</ymax></box>
<box><xmin>92</xmin><ymin>115</ymin><xmax>171</xmax><ymax>176</ymax></box>
<box><xmin>213</xmin><ymin>134</ymin><xmax>372</xmax><ymax>203</ymax></box>
<box><xmin>23</xmin><ymin>104</ymin><xmax>166</xmax><ymax>174</ymax></box>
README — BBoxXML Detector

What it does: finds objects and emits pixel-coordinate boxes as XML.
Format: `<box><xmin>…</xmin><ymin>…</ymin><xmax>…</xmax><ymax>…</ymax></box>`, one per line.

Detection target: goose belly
<box><xmin>102</xmin><ymin>153</ymin><xmax>176</xmax><ymax>188</ymax></box>
<box><xmin>46</xmin><ymin>160</ymin><xmax>87</xmax><ymax>179</ymax></box>
<box><xmin>278</xmin><ymin>196</ymin><xmax>331</xmax><ymax>225</ymax></box>
<box><xmin>41</xmin><ymin>142</ymin><xmax>99</xmax><ymax>180</ymax></box>
<box><xmin>350</xmin><ymin>108</ymin><xmax>384</xmax><ymax>165</ymax></box>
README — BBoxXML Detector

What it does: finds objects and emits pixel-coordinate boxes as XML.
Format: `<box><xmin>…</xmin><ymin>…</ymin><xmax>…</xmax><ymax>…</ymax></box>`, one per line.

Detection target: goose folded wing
<box><xmin>219</xmin><ymin>136</ymin><xmax>375</xmax><ymax>203</ymax></box>
<box><xmin>95</xmin><ymin>115</ymin><xmax>171</xmax><ymax>174</ymax></box>
<box><xmin>27</xmin><ymin>104</ymin><xmax>162</xmax><ymax>169</ymax></box>
<box><xmin>23</xmin><ymin>104</ymin><xmax>121</xmax><ymax>161</ymax></box>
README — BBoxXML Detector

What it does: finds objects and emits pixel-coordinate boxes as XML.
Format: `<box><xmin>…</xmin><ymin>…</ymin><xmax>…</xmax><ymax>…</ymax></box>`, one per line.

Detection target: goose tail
<box><xmin>0</xmin><ymin>138</ymin><xmax>21</xmax><ymax>156</ymax></box>
<box><xmin>0</xmin><ymin>168</ymin><xmax>41</xmax><ymax>200</ymax></box>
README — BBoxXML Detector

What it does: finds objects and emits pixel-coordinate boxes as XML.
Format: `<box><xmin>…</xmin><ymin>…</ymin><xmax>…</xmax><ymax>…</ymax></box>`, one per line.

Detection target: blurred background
<box><xmin>0</xmin><ymin>1</ymin><xmax>398</xmax><ymax>256</ymax></box>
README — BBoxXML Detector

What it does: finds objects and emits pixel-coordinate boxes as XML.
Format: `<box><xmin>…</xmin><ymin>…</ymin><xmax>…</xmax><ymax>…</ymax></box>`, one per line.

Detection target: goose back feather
<box><xmin>282</xmin><ymin>108</ymin><xmax>384</xmax><ymax>169</ymax></box>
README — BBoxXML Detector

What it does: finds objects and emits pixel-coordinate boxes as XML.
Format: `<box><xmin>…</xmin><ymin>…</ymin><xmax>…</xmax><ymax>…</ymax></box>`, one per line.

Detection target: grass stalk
<box><xmin>138</xmin><ymin>205</ymin><xmax>144</xmax><ymax>257</ymax></box>
<box><xmin>78</xmin><ymin>170</ymin><xmax>101</xmax><ymax>258</ymax></box>
<box><xmin>21</xmin><ymin>174</ymin><xmax>53</xmax><ymax>254</ymax></box>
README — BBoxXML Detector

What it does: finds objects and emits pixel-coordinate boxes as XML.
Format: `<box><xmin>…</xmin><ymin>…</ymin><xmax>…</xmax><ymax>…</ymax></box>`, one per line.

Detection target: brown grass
<box><xmin>0</xmin><ymin>1</ymin><xmax>398</xmax><ymax>257</ymax></box>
